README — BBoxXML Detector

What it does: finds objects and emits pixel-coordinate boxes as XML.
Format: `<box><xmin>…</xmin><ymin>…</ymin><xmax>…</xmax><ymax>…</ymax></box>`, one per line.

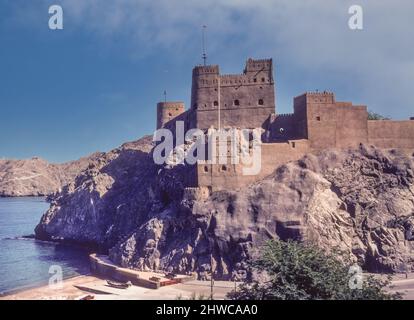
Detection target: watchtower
<box><xmin>156</xmin><ymin>102</ymin><xmax>185</xmax><ymax>129</ymax></box>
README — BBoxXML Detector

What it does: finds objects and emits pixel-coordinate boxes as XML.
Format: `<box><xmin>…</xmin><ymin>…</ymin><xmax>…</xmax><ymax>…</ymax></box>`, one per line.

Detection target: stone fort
<box><xmin>156</xmin><ymin>58</ymin><xmax>414</xmax><ymax>192</ymax></box>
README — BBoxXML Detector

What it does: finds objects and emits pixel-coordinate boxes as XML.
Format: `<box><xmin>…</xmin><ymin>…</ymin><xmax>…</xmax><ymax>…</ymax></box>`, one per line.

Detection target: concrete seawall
<box><xmin>89</xmin><ymin>254</ymin><xmax>196</xmax><ymax>290</ymax></box>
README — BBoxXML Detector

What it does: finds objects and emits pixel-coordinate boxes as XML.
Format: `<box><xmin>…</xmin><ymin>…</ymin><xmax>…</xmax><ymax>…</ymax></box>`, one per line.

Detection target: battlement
<box><xmin>244</xmin><ymin>58</ymin><xmax>273</xmax><ymax>73</ymax></box>
<box><xmin>294</xmin><ymin>91</ymin><xmax>335</xmax><ymax>98</ymax></box>
<box><xmin>294</xmin><ymin>92</ymin><xmax>335</xmax><ymax>105</ymax></box>
<box><xmin>276</xmin><ymin>113</ymin><xmax>295</xmax><ymax>118</ymax></box>
<box><xmin>192</xmin><ymin>65</ymin><xmax>219</xmax><ymax>76</ymax></box>
<box><xmin>157</xmin><ymin>101</ymin><xmax>185</xmax><ymax>110</ymax></box>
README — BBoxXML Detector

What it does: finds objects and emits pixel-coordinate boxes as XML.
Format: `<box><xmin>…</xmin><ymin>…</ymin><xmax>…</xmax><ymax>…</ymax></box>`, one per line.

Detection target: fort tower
<box><xmin>156</xmin><ymin>101</ymin><xmax>185</xmax><ymax>129</ymax></box>
<box><xmin>190</xmin><ymin>58</ymin><xmax>275</xmax><ymax>130</ymax></box>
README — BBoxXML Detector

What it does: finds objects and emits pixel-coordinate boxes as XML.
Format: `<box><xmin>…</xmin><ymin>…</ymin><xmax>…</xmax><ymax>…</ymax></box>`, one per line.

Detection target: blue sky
<box><xmin>1</xmin><ymin>0</ymin><xmax>413</xmax><ymax>163</ymax></box>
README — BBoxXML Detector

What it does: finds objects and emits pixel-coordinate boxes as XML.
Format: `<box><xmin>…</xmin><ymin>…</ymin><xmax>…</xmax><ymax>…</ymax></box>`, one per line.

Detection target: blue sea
<box><xmin>0</xmin><ymin>197</ymin><xmax>90</xmax><ymax>295</ymax></box>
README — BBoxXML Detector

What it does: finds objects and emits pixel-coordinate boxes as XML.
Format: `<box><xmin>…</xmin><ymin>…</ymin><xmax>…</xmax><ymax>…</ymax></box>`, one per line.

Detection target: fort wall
<box><xmin>293</xmin><ymin>92</ymin><xmax>369</xmax><ymax>150</ymax></box>
<box><xmin>368</xmin><ymin>120</ymin><xmax>414</xmax><ymax>149</ymax></box>
<box><xmin>335</xmin><ymin>104</ymin><xmax>368</xmax><ymax>148</ymax></box>
<box><xmin>267</xmin><ymin>113</ymin><xmax>300</xmax><ymax>141</ymax></box>
<box><xmin>195</xmin><ymin>139</ymin><xmax>309</xmax><ymax>191</ymax></box>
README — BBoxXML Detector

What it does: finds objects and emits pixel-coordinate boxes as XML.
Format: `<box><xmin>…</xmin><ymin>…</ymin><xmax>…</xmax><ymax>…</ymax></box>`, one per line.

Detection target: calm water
<box><xmin>0</xmin><ymin>197</ymin><xmax>90</xmax><ymax>295</ymax></box>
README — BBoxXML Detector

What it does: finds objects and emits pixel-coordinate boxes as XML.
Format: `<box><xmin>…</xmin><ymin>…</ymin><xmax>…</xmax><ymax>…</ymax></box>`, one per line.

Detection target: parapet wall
<box><xmin>368</xmin><ymin>120</ymin><xmax>414</xmax><ymax>149</ymax></box>
<box><xmin>89</xmin><ymin>254</ymin><xmax>196</xmax><ymax>289</ymax></box>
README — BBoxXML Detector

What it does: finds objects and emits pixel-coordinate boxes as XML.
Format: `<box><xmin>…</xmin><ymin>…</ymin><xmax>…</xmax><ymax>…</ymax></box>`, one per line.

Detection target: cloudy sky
<box><xmin>1</xmin><ymin>0</ymin><xmax>413</xmax><ymax>162</ymax></box>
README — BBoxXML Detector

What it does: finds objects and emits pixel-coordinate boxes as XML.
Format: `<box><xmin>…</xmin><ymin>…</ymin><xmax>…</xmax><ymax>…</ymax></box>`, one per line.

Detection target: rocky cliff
<box><xmin>35</xmin><ymin>137</ymin><xmax>414</xmax><ymax>277</ymax></box>
<box><xmin>0</xmin><ymin>154</ymin><xmax>101</xmax><ymax>197</ymax></box>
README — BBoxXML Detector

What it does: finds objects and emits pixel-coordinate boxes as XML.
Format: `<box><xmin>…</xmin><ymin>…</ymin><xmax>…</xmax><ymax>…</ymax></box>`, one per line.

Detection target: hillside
<box><xmin>35</xmin><ymin>137</ymin><xmax>414</xmax><ymax>277</ymax></box>
<box><xmin>0</xmin><ymin>154</ymin><xmax>102</xmax><ymax>197</ymax></box>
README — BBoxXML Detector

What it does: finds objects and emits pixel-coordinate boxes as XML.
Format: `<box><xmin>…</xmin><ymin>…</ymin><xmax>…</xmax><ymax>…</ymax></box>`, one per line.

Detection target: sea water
<box><xmin>0</xmin><ymin>197</ymin><xmax>90</xmax><ymax>295</ymax></box>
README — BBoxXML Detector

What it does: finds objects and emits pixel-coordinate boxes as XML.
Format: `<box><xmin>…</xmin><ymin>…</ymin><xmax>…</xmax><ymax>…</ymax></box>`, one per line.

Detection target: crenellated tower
<box><xmin>189</xmin><ymin>58</ymin><xmax>276</xmax><ymax>130</ymax></box>
<box><xmin>156</xmin><ymin>101</ymin><xmax>185</xmax><ymax>129</ymax></box>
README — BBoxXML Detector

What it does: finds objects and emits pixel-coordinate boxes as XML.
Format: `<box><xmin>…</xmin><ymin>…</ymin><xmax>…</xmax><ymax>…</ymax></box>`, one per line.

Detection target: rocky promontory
<box><xmin>0</xmin><ymin>154</ymin><xmax>102</xmax><ymax>197</ymax></box>
<box><xmin>35</xmin><ymin>136</ymin><xmax>414</xmax><ymax>278</ymax></box>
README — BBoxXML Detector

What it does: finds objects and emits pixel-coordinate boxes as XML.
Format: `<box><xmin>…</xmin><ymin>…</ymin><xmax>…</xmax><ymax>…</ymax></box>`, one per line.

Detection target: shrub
<box><xmin>227</xmin><ymin>240</ymin><xmax>401</xmax><ymax>300</ymax></box>
<box><xmin>368</xmin><ymin>111</ymin><xmax>390</xmax><ymax>120</ymax></box>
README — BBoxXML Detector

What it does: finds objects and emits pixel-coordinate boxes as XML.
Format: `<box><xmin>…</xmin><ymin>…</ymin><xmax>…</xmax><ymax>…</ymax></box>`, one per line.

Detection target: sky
<box><xmin>1</xmin><ymin>0</ymin><xmax>413</xmax><ymax>163</ymax></box>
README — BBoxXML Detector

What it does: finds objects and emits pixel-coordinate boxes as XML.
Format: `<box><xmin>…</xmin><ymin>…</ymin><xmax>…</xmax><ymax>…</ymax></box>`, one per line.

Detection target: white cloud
<box><xmin>8</xmin><ymin>0</ymin><xmax>414</xmax><ymax>118</ymax></box>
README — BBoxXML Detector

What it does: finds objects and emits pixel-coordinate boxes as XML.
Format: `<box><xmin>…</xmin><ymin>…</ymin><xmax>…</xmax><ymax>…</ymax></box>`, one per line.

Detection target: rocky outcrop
<box><xmin>35</xmin><ymin>138</ymin><xmax>414</xmax><ymax>277</ymax></box>
<box><xmin>0</xmin><ymin>154</ymin><xmax>101</xmax><ymax>197</ymax></box>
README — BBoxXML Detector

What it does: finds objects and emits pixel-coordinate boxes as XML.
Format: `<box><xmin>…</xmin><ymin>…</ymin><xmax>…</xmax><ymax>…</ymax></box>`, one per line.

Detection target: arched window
<box><xmin>234</xmin><ymin>99</ymin><xmax>240</xmax><ymax>106</ymax></box>
<box><xmin>204</xmin><ymin>166</ymin><xmax>208</xmax><ymax>173</ymax></box>
<box><xmin>258</xmin><ymin>99</ymin><xmax>264</xmax><ymax>105</ymax></box>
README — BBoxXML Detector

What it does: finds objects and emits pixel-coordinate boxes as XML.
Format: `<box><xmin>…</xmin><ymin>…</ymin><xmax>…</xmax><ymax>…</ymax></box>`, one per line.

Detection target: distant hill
<box><xmin>0</xmin><ymin>153</ymin><xmax>103</xmax><ymax>197</ymax></box>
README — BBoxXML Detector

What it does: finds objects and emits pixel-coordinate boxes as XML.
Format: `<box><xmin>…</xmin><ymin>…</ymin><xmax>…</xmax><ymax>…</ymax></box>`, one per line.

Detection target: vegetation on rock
<box><xmin>228</xmin><ymin>240</ymin><xmax>402</xmax><ymax>300</ymax></box>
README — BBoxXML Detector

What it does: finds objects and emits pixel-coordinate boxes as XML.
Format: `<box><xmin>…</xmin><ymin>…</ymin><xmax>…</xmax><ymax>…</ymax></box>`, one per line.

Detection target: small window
<box><xmin>234</xmin><ymin>99</ymin><xmax>240</xmax><ymax>106</ymax></box>
<box><xmin>261</xmin><ymin>77</ymin><xmax>265</xmax><ymax>82</ymax></box>
<box><xmin>204</xmin><ymin>166</ymin><xmax>208</xmax><ymax>173</ymax></box>
<box><xmin>253</xmin><ymin>78</ymin><xmax>257</xmax><ymax>83</ymax></box>
<box><xmin>221</xmin><ymin>165</ymin><xmax>227</xmax><ymax>171</ymax></box>
<box><xmin>258</xmin><ymin>99</ymin><xmax>264</xmax><ymax>106</ymax></box>
<box><xmin>213</xmin><ymin>101</ymin><xmax>219</xmax><ymax>107</ymax></box>
<box><xmin>316</xmin><ymin>116</ymin><xmax>321</xmax><ymax>121</ymax></box>
<box><xmin>168</xmin><ymin>112</ymin><xmax>172</xmax><ymax>117</ymax></box>
<box><xmin>292</xmin><ymin>142</ymin><xmax>296</xmax><ymax>148</ymax></box>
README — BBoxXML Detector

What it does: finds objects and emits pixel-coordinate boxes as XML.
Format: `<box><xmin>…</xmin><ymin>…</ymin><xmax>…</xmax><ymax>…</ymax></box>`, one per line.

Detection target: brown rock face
<box><xmin>0</xmin><ymin>154</ymin><xmax>101</xmax><ymax>197</ymax></box>
<box><xmin>35</xmin><ymin>138</ymin><xmax>414</xmax><ymax>277</ymax></box>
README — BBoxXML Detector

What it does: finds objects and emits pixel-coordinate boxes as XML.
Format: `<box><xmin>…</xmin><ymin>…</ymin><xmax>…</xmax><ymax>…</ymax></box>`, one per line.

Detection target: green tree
<box><xmin>368</xmin><ymin>111</ymin><xmax>390</xmax><ymax>120</ymax></box>
<box><xmin>228</xmin><ymin>240</ymin><xmax>401</xmax><ymax>300</ymax></box>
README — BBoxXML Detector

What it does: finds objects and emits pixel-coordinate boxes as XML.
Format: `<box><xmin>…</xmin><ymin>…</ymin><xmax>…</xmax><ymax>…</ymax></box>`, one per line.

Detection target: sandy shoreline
<box><xmin>3</xmin><ymin>271</ymin><xmax>414</xmax><ymax>300</ymax></box>
<box><xmin>0</xmin><ymin>275</ymin><xmax>101</xmax><ymax>300</ymax></box>
<box><xmin>0</xmin><ymin>274</ymin><xmax>236</xmax><ymax>300</ymax></box>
